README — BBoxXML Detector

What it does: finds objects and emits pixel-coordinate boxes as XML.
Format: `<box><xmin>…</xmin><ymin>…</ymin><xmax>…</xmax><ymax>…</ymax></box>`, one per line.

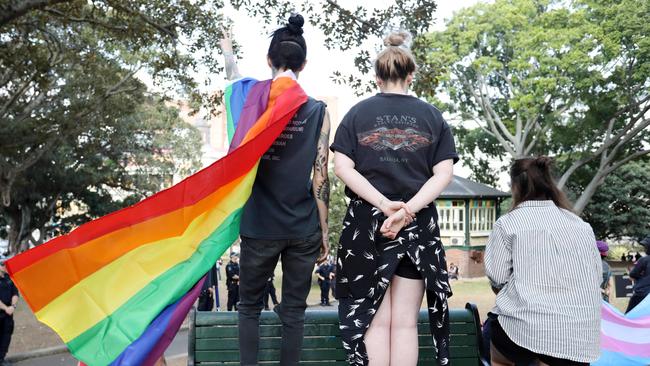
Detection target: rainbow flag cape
<box><xmin>593</xmin><ymin>296</ymin><xmax>650</xmax><ymax>365</ymax></box>
<box><xmin>6</xmin><ymin>76</ymin><xmax>307</xmax><ymax>366</ymax></box>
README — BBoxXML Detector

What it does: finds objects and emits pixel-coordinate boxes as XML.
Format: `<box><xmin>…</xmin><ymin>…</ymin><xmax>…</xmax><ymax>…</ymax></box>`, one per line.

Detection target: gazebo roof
<box><xmin>440</xmin><ymin>175</ymin><xmax>510</xmax><ymax>199</ymax></box>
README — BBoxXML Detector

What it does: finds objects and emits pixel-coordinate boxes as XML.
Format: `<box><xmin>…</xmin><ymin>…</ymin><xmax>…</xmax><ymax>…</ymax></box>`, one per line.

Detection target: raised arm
<box><xmin>313</xmin><ymin>110</ymin><xmax>331</xmax><ymax>264</ymax></box>
<box><xmin>219</xmin><ymin>28</ymin><xmax>242</xmax><ymax>81</ymax></box>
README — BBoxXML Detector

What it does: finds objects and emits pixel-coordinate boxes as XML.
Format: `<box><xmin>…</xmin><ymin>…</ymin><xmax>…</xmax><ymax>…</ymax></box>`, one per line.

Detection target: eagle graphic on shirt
<box><xmin>357</xmin><ymin>127</ymin><xmax>432</xmax><ymax>152</ymax></box>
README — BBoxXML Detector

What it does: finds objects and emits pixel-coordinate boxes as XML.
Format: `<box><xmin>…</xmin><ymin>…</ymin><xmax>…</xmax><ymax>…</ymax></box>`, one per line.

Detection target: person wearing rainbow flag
<box><xmin>220</xmin><ymin>14</ymin><xmax>331</xmax><ymax>366</ymax></box>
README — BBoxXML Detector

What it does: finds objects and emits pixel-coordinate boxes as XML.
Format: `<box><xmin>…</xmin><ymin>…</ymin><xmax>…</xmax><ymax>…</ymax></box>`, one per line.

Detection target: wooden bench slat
<box><xmin>196</xmin><ymin>349</ymin><xmax>349</xmax><ymax>362</ymax></box>
<box><xmin>196</xmin><ymin>336</ymin><xmax>342</xmax><ymax>350</ymax></box>
<box><xmin>195</xmin><ymin>308</ymin><xmax>476</xmax><ymax>326</ymax></box>
<box><xmin>196</xmin><ymin>349</ymin><xmax>479</xmax><ymax>363</ymax></box>
<box><xmin>196</xmin><ymin>333</ymin><xmax>477</xmax><ymax>351</ymax></box>
<box><xmin>195</xmin><ymin>322</ymin><xmax>478</xmax><ymax>339</ymax></box>
<box><xmin>196</xmin><ymin>324</ymin><xmax>342</xmax><ymax>338</ymax></box>
<box><xmin>195</xmin><ymin>362</ymin><xmax>351</xmax><ymax>365</ymax></box>
<box><xmin>417</xmin><ymin>358</ymin><xmax>480</xmax><ymax>366</ymax></box>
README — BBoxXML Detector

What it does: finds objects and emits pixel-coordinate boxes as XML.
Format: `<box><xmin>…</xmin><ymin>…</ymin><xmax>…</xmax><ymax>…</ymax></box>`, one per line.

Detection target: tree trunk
<box><xmin>5</xmin><ymin>205</ymin><xmax>32</xmax><ymax>256</ymax></box>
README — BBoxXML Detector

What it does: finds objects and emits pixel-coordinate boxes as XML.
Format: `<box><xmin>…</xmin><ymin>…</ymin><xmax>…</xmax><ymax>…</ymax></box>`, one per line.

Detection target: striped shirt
<box><xmin>485</xmin><ymin>200</ymin><xmax>601</xmax><ymax>362</ymax></box>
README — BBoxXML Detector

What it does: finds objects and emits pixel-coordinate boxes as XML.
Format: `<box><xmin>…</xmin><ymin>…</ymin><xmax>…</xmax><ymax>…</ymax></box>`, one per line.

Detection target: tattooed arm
<box><xmin>313</xmin><ymin>110</ymin><xmax>331</xmax><ymax>264</ymax></box>
<box><xmin>219</xmin><ymin>29</ymin><xmax>242</xmax><ymax>81</ymax></box>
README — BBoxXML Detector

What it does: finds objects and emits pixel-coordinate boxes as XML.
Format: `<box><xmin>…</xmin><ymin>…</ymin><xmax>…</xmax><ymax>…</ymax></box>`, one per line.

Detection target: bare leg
<box><xmin>389</xmin><ymin>275</ymin><xmax>424</xmax><ymax>366</ymax></box>
<box><xmin>490</xmin><ymin>342</ymin><xmax>515</xmax><ymax>366</ymax></box>
<box><xmin>365</xmin><ymin>285</ymin><xmax>392</xmax><ymax>366</ymax></box>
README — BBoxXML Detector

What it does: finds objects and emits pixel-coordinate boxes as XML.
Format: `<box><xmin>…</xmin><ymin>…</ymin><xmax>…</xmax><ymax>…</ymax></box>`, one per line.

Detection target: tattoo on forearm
<box><xmin>314</xmin><ymin>129</ymin><xmax>330</xmax><ymax>206</ymax></box>
<box><xmin>316</xmin><ymin>176</ymin><xmax>330</xmax><ymax>203</ymax></box>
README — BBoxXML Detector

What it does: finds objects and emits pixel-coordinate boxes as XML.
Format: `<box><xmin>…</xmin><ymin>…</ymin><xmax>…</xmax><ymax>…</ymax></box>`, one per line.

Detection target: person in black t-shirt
<box><xmin>331</xmin><ymin>31</ymin><xmax>458</xmax><ymax>366</ymax></box>
<box><xmin>220</xmin><ymin>15</ymin><xmax>331</xmax><ymax>365</ymax></box>
<box><xmin>0</xmin><ymin>259</ymin><xmax>18</xmax><ymax>365</ymax></box>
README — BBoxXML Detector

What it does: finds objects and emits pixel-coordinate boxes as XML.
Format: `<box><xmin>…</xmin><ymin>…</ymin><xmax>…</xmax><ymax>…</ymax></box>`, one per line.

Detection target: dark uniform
<box><xmin>0</xmin><ymin>274</ymin><xmax>18</xmax><ymax>363</ymax></box>
<box><xmin>315</xmin><ymin>263</ymin><xmax>334</xmax><ymax>305</ymax></box>
<box><xmin>263</xmin><ymin>274</ymin><xmax>279</xmax><ymax>310</ymax></box>
<box><xmin>226</xmin><ymin>260</ymin><xmax>240</xmax><ymax>311</ymax></box>
<box><xmin>198</xmin><ymin>264</ymin><xmax>219</xmax><ymax>311</ymax></box>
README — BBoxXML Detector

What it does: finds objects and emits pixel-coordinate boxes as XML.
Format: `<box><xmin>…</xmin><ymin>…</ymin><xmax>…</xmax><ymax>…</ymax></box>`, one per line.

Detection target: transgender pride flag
<box><xmin>593</xmin><ymin>296</ymin><xmax>650</xmax><ymax>365</ymax></box>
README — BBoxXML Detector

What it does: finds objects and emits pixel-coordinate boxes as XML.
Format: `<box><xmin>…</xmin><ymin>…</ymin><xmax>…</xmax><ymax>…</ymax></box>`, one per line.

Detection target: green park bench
<box><xmin>188</xmin><ymin>303</ymin><xmax>485</xmax><ymax>365</ymax></box>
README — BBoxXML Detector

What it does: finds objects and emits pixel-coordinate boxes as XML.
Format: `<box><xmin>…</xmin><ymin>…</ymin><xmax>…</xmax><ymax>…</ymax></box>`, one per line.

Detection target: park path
<box><xmin>13</xmin><ymin>329</ymin><xmax>188</xmax><ymax>366</ymax></box>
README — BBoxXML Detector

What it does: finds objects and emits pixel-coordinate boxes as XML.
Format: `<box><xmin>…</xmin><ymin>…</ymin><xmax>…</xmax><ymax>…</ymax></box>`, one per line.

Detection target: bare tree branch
<box><xmin>603</xmin><ymin>148</ymin><xmax>650</xmax><ymax>177</ymax></box>
<box><xmin>475</xmin><ymin>74</ymin><xmax>518</xmax><ymax>146</ymax></box>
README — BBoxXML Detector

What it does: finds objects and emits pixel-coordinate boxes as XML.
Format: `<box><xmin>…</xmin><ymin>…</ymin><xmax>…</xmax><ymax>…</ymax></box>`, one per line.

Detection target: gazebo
<box><xmin>435</xmin><ymin>175</ymin><xmax>510</xmax><ymax>278</ymax></box>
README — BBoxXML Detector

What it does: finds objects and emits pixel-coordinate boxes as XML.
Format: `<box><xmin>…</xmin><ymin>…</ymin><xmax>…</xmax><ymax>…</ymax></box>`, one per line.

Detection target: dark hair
<box><xmin>510</xmin><ymin>156</ymin><xmax>573</xmax><ymax>211</ymax></box>
<box><xmin>375</xmin><ymin>31</ymin><xmax>417</xmax><ymax>82</ymax></box>
<box><xmin>267</xmin><ymin>14</ymin><xmax>307</xmax><ymax>72</ymax></box>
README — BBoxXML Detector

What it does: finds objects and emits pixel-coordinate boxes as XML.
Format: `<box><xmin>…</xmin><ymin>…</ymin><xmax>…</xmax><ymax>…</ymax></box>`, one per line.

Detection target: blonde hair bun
<box><xmin>383</xmin><ymin>31</ymin><xmax>411</xmax><ymax>47</ymax></box>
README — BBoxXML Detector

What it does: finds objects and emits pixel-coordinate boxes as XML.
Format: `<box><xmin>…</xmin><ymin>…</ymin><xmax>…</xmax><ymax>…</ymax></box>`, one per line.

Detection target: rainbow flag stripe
<box><xmin>593</xmin><ymin>297</ymin><xmax>650</xmax><ymax>366</ymax></box>
<box><xmin>7</xmin><ymin>76</ymin><xmax>307</xmax><ymax>365</ymax></box>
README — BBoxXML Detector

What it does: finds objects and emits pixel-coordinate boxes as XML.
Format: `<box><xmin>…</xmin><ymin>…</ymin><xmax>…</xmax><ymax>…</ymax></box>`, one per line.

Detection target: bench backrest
<box><xmin>189</xmin><ymin>303</ymin><xmax>483</xmax><ymax>365</ymax></box>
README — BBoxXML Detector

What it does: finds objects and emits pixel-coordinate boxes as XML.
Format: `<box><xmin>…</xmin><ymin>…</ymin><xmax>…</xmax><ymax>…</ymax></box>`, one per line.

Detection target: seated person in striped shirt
<box><xmin>484</xmin><ymin>156</ymin><xmax>602</xmax><ymax>366</ymax></box>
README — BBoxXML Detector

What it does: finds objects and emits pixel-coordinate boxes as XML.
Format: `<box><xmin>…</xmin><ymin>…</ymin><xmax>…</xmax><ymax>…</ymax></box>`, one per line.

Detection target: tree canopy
<box><xmin>1</xmin><ymin>0</ymin><xmax>441</xmax><ymax>254</ymax></box>
<box><xmin>415</xmin><ymin>0</ymin><xmax>649</xmax><ymax>213</ymax></box>
<box><xmin>582</xmin><ymin>158</ymin><xmax>650</xmax><ymax>241</ymax></box>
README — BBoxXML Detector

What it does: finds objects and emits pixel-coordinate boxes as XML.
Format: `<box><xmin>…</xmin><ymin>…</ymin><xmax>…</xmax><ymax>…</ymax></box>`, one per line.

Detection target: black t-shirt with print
<box><xmin>330</xmin><ymin>93</ymin><xmax>458</xmax><ymax>199</ymax></box>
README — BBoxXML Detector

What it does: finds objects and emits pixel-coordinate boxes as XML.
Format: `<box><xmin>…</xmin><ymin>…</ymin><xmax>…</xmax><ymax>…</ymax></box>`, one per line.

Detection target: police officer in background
<box><xmin>0</xmin><ymin>259</ymin><xmax>18</xmax><ymax>366</ymax></box>
<box><xmin>197</xmin><ymin>262</ymin><xmax>219</xmax><ymax>312</ymax></box>
<box><xmin>315</xmin><ymin>259</ymin><xmax>335</xmax><ymax>306</ymax></box>
<box><xmin>226</xmin><ymin>253</ymin><xmax>240</xmax><ymax>311</ymax></box>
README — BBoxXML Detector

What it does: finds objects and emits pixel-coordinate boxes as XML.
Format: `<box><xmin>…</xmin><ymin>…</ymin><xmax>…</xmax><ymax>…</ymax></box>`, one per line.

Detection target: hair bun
<box><xmin>287</xmin><ymin>14</ymin><xmax>304</xmax><ymax>35</ymax></box>
<box><xmin>383</xmin><ymin>31</ymin><xmax>410</xmax><ymax>47</ymax></box>
<box><xmin>535</xmin><ymin>156</ymin><xmax>552</xmax><ymax>169</ymax></box>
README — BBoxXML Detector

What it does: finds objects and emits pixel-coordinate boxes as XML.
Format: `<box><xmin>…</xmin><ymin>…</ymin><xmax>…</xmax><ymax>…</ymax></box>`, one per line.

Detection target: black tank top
<box><xmin>240</xmin><ymin>97</ymin><xmax>326</xmax><ymax>239</ymax></box>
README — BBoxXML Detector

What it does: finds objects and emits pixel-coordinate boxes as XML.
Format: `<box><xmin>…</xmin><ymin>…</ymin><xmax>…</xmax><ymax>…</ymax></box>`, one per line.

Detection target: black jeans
<box><xmin>238</xmin><ymin>232</ymin><xmax>321</xmax><ymax>366</ymax></box>
<box><xmin>0</xmin><ymin>315</ymin><xmax>14</xmax><ymax>361</ymax></box>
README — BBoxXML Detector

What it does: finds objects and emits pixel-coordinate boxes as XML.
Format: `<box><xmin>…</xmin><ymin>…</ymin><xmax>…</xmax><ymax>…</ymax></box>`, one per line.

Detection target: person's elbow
<box><xmin>432</xmin><ymin>159</ymin><xmax>454</xmax><ymax>185</ymax></box>
<box><xmin>333</xmin><ymin>161</ymin><xmax>347</xmax><ymax>179</ymax></box>
<box><xmin>333</xmin><ymin>153</ymin><xmax>354</xmax><ymax>179</ymax></box>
